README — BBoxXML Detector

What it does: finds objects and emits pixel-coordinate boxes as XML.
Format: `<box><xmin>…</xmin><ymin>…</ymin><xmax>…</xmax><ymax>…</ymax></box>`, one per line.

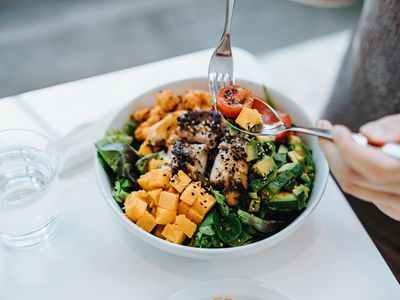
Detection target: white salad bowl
<box><xmin>95</xmin><ymin>77</ymin><xmax>329</xmax><ymax>259</ymax></box>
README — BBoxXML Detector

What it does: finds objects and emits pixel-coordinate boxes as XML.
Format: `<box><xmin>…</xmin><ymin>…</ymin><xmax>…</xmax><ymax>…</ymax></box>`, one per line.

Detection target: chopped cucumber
<box><xmin>277</xmin><ymin>144</ymin><xmax>288</xmax><ymax>154</ymax></box>
<box><xmin>288</xmin><ymin>150</ymin><xmax>305</xmax><ymax>163</ymax></box>
<box><xmin>267</xmin><ymin>163</ymin><xmax>304</xmax><ymax>194</ymax></box>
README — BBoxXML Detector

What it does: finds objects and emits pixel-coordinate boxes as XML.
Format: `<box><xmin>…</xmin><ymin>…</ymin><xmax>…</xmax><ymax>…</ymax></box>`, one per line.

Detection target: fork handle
<box><xmin>289</xmin><ymin>126</ymin><xmax>400</xmax><ymax>160</ymax></box>
<box><xmin>223</xmin><ymin>0</ymin><xmax>236</xmax><ymax>35</ymax></box>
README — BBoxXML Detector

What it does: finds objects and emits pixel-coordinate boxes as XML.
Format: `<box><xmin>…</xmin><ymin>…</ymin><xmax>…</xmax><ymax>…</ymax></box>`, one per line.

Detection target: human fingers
<box><xmin>341</xmin><ymin>182</ymin><xmax>400</xmax><ymax>221</ymax></box>
<box><xmin>360</xmin><ymin>114</ymin><xmax>400</xmax><ymax>145</ymax></box>
<box><xmin>332</xmin><ymin>125</ymin><xmax>400</xmax><ymax>184</ymax></box>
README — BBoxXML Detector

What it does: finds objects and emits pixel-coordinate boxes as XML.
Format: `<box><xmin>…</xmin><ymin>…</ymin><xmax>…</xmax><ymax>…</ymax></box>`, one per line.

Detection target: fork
<box><xmin>208</xmin><ymin>0</ymin><xmax>236</xmax><ymax>108</ymax></box>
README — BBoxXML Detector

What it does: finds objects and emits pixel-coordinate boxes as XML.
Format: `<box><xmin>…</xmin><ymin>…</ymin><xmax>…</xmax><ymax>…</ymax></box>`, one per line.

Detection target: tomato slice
<box><xmin>275</xmin><ymin>112</ymin><xmax>293</xmax><ymax>143</ymax></box>
<box><xmin>216</xmin><ymin>85</ymin><xmax>254</xmax><ymax>119</ymax></box>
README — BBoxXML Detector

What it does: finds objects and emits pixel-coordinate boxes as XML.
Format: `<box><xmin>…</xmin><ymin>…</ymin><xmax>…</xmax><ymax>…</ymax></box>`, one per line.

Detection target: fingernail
<box><xmin>361</xmin><ymin>123</ymin><xmax>385</xmax><ymax>140</ymax></box>
<box><xmin>317</xmin><ymin>119</ymin><xmax>329</xmax><ymax>129</ymax></box>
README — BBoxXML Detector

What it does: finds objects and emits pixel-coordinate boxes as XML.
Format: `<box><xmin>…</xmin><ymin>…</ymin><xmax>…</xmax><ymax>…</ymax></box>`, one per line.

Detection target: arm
<box><xmin>317</xmin><ymin>114</ymin><xmax>400</xmax><ymax>221</ymax></box>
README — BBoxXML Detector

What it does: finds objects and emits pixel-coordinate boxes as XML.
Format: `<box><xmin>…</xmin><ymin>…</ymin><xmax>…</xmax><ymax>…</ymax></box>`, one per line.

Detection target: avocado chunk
<box><xmin>287</xmin><ymin>135</ymin><xmax>301</xmax><ymax>145</ymax></box>
<box><xmin>253</xmin><ymin>156</ymin><xmax>276</xmax><ymax>177</ymax></box>
<box><xmin>288</xmin><ymin>150</ymin><xmax>305</xmax><ymax>163</ymax></box>
<box><xmin>300</xmin><ymin>173</ymin><xmax>311</xmax><ymax>183</ymax></box>
<box><xmin>267</xmin><ymin>163</ymin><xmax>304</xmax><ymax>194</ymax></box>
<box><xmin>277</xmin><ymin>144</ymin><xmax>288</xmax><ymax>154</ymax></box>
<box><xmin>245</xmin><ymin>140</ymin><xmax>261</xmax><ymax>162</ymax></box>
<box><xmin>277</xmin><ymin>162</ymin><xmax>297</xmax><ymax>173</ymax></box>
<box><xmin>235</xmin><ymin>107</ymin><xmax>263</xmax><ymax>131</ymax></box>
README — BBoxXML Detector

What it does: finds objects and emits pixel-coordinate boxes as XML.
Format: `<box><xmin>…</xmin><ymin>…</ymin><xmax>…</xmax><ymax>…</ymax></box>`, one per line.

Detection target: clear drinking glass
<box><xmin>0</xmin><ymin>129</ymin><xmax>60</xmax><ymax>247</ymax></box>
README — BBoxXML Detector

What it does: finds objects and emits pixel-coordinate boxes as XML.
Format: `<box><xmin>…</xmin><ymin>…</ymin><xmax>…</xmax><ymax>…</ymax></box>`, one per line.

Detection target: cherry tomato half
<box><xmin>216</xmin><ymin>85</ymin><xmax>254</xmax><ymax>119</ymax></box>
<box><xmin>251</xmin><ymin>97</ymin><xmax>280</xmax><ymax>125</ymax></box>
<box><xmin>275</xmin><ymin>112</ymin><xmax>293</xmax><ymax>143</ymax></box>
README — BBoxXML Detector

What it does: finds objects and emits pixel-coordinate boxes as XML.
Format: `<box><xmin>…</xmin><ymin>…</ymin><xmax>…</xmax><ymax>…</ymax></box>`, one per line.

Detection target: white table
<box><xmin>0</xmin><ymin>48</ymin><xmax>399</xmax><ymax>300</ymax></box>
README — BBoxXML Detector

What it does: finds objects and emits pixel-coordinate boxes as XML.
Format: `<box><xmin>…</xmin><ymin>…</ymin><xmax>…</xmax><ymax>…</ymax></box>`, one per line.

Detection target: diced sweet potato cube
<box><xmin>161</xmin><ymin>224</ymin><xmax>186</xmax><ymax>244</ymax></box>
<box><xmin>180</xmin><ymin>182</ymin><xmax>202</xmax><ymax>206</ymax></box>
<box><xmin>170</xmin><ymin>170</ymin><xmax>192</xmax><ymax>193</ymax></box>
<box><xmin>137</xmin><ymin>169</ymin><xmax>171</xmax><ymax>191</ymax></box>
<box><xmin>186</xmin><ymin>207</ymin><xmax>204</xmax><ymax>225</ymax></box>
<box><xmin>158</xmin><ymin>191</ymin><xmax>179</xmax><ymax>211</ymax></box>
<box><xmin>138</xmin><ymin>140</ymin><xmax>153</xmax><ymax>156</ymax></box>
<box><xmin>175</xmin><ymin>214</ymin><xmax>197</xmax><ymax>238</ymax></box>
<box><xmin>155</xmin><ymin>207</ymin><xmax>176</xmax><ymax>225</ymax></box>
<box><xmin>136</xmin><ymin>211</ymin><xmax>157</xmax><ymax>233</ymax></box>
<box><xmin>178</xmin><ymin>201</ymin><xmax>190</xmax><ymax>215</ymax></box>
<box><xmin>147</xmin><ymin>189</ymin><xmax>162</xmax><ymax>206</ymax></box>
<box><xmin>192</xmin><ymin>194</ymin><xmax>217</xmax><ymax>216</ymax></box>
<box><xmin>148</xmin><ymin>159</ymin><xmax>166</xmax><ymax>171</ymax></box>
<box><xmin>154</xmin><ymin>225</ymin><xmax>166</xmax><ymax>239</ymax></box>
<box><xmin>167</xmin><ymin>186</ymin><xmax>179</xmax><ymax>194</ymax></box>
<box><xmin>125</xmin><ymin>197</ymin><xmax>147</xmax><ymax>222</ymax></box>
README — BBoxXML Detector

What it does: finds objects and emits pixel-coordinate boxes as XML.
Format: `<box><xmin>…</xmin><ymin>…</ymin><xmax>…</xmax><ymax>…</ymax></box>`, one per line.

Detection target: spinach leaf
<box><xmin>198</xmin><ymin>212</ymin><xmax>217</xmax><ymax>236</ymax></box>
<box><xmin>210</xmin><ymin>188</ymin><xmax>230</xmax><ymax>217</ymax></box>
<box><xmin>123</xmin><ymin>120</ymin><xmax>138</xmax><ymax>136</ymax></box>
<box><xmin>237</xmin><ymin>209</ymin><xmax>283</xmax><ymax>233</ymax></box>
<box><xmin>228</xmin><ymin>230</ymin><xmax>253</xmax><ymax>247</ymax></box>
<box><xmin>216</xmin><ymin>214</ymin><xmax>242</xmax><ymax>243</ymax></box>
<box><xmin>135</xmin><ymin>151</ymin><xmax>166</xmax><ymax>174</ymax></box>
<box><xmin>95</xmin><ymin>142</ymin><xmax>140</xmax><ymax>185</ymax></box>
<box><xmin>111</xmin><ymin>179</ymin><xmax>135</xmax><ymax>205</ymax></box>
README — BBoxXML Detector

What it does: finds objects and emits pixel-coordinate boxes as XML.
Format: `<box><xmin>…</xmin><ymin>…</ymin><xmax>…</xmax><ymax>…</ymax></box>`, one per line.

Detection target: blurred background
<box><xmin>0</xmin><ymin>0</ymin><xmax>362</xmax><ymax>98</ymax></box>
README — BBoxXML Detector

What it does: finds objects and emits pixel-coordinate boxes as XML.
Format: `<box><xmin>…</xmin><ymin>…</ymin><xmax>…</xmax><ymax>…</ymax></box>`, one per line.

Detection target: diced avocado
<box><xmin>249</xmin><ymin>171</ymin><xmax>277</xmax><ymax>192</ymax></box>
<box><xmin>267</xmin><ymin>163</ymin><xmax>304</xmax><ymax>194</ymax></box>
<box><xmin>287</xmin><ymin>135</ymin><xmax>301</xmax><ymax>145</ymax></box>
<box><xmin>283</xmin><ymin>179</ymin><xmax>297</xmax><ymax>192</ymax></box>
<box><xmin>257</xmin><ymin>135</ymin><xmax>275</xmax><ymax>143</ymax></box>
<box><xmin>300</xmin><ymin>173</ymin><xmax>311</xmax><ymax>183</ymax></box>
<box><xmin>294</xmin><ymin>143</ymin><xmax>308</xmax><ymax>157</ymax></box>
<box><xmin>305</xmin><ymin>181</ymin><xmax>314</xmax><ymax>190</ymax></box>
<box><xmin>288</xmin><ymin>150</ymin><xmax>305</xmax><ymax>163</ymax></box>
<box><xmin>235</xmin><ymin>107</ymin><xmax>263</xmax><ymax>131</ymax></box>
<box><xmin>253</xmin><ymin>156</ymin><xmax>276</xmax><ymax>177</ymax></box>
<box><xmin>268</xmin><ymin>192</ymin><xmax>300</xmax><ymax>210</ymax></box>
<box><xmin>261</xmin><ymin>141</ymin><xmax>276</xmax><ymax>157</ymax></box>
<box><xmin>248</xmin><ymin>192</ymin><xmax>258</xmax><ymax>199</ymax></box>
<box><xmin>277</xmin><ymin>144</ymin><xmax>288</xmax><ymax>154</ymax></box>
<box><xmin>245</xmin><ymin>140</ymin><xmax>261</xmax><ymax>162</ymax></box>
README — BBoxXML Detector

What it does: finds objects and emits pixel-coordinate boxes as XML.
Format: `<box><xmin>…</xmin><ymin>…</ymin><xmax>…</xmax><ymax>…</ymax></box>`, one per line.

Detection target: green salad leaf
<box><xmin>237</xmin><ymin>209</ymin><xmax>283</xmax><ymax>233</ymax></box>
<box><xmin>97</xmin><ymin>128</ymin><xmax>133</xmax><ymax>145</ymax></box>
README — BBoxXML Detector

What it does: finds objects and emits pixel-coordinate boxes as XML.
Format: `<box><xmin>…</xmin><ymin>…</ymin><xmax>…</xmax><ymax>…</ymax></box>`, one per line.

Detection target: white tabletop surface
<box><xmin>0</xmin><ymin>47</ymin><xmax>399</xmax><ymax>300</ymax></box>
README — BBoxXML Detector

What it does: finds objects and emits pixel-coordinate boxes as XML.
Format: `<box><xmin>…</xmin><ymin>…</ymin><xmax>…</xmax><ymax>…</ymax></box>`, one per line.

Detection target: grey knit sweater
<box><xmin>323</xmin><ymin>0</ymin><xmax>400</xmax><ymax>281</ymax></box>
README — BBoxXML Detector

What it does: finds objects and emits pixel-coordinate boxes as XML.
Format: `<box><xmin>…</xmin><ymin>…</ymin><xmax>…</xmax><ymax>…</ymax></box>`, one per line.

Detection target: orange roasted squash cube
<box><xmin>158</xmin><ymin>191</ymin><xmax>179</xmax><ymax>211</ymax></box>
<box><xmin>180</xmin><ymin>182</ymin><xmax>202</xmax><ymax>206</ymax></box>
<box><xmin>170</xmin><ymin>170</ymin><xmax>192</xmax><ymax>193</ymax></box>
<box><xmin>175</xmin><ymin>214</ymin><xmax>197</xmax><ymax>238</ymax></box>
<box><xmin>154</xmin><ymin>225</ymin><xmax>166</xmax><ymax>239</ymax></box>
<box><xmin>155</xmin><ymin>207</ymin><xmax>176</xmax><ymax>225</ymax></box>
<box><xmin>148</xmin><ymin>159</ymin><xmax>167</xmax><ymax>171</ymax></box>
<box><xmin>161</xmin><ymin>224</ymin><xmax>186</xmax><ymax>244</ymax></box>
<box><xmin>136</xmin><ymin>211</ymin><xmax>157</xmax><ymax>233</ymax></box>
<box><xmin>147</xmin><ymin>189</ymin><xmax>162</xmax><ymax>206</ymax></box>
<box><xmin>186</xmin><ymin>207</ymin><xmax>204</xmax><ymax>225</ymax></box>
<box><xmin>177</xmin><ymin>201</ymin><xmax>190</xmax><ymax>215</ymax></box>
<box><xmin>125</xmin><ymin>194</ymin><xmax>148</xmax><ymax>222</ymax></box>
<box><xmin>192</xmin><ymin>193</ymin><xmax>216</xmax><ymax>216</ymax></box>
<box><xmin>137</xmin><ymin>169</ymin><xmax>171</xmax><ymax>191</ymax></box>
<box><xmin>138</xmin><ymin>139</ymin><xmax>153</xmax><ymax>156</ymax></box>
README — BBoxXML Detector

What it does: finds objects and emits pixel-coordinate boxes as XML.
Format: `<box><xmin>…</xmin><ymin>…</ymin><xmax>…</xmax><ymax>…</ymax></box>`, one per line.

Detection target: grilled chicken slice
<box><xmin>176</xmin><ymin>110</ymin><xmax>224</xmax><ymax>149</ymax></box>
<box><xmin>170</xmin><ymin>139</ymin><xmax>208</xmax><ymax>181</ymax></box>
<box><xmin>210</xmin><ymin>147</ymin><xmax>249</xmax><ymax>206</ymax></box>
<box><xmin>218</xmin><ymin>132</ymin><xmax>250</xmax><ymax>160</ymax></box>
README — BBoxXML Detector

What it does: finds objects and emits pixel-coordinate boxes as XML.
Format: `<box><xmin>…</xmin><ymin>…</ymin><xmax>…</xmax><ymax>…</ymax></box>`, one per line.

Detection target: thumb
<box><xmin>360</xmin><ymin>114</ymin><xmax>400</xmax><ymax>145</ymax></box>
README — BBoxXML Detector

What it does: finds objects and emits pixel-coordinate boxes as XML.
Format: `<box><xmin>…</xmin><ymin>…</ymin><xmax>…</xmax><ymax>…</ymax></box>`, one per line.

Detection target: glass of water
<box><xmin>0</xmin><ymin>129</ymin><xmax>60</xmax><ymax>247</ymax></box>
